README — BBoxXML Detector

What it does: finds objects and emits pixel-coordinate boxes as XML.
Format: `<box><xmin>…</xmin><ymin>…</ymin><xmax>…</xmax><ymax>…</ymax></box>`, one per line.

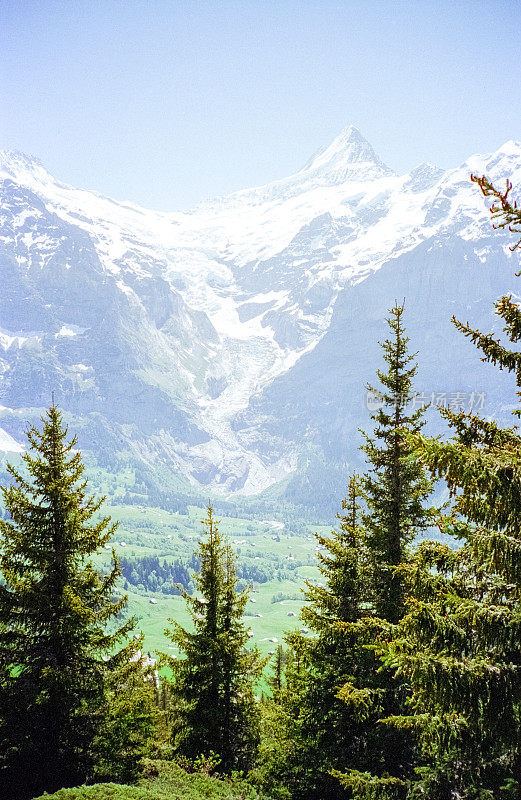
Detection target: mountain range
<box><xmin>1</xmin><ymin>126</ymin><xmax>521</xmax><ymax>516</ymax></box>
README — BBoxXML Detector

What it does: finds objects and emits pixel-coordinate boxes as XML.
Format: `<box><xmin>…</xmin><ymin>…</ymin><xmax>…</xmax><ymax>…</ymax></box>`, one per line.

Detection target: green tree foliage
<box><xmin>93</xmin><ymin>647</ymin><xmax>160</xmax><ymax>785</ymax></box>
<box><xmin>251</xmin><ymin>631</ymin><xmax>309</xmax><ymax>800</ymax></box>
<box><xmin>164</xmin><ymin>507</ymin><xmax>263</xmax><ymax>772</ymax></box>
<box><xmin>362</xmin><ymin>302</ymin><xmax>434</xmax><ymax>624</ymax></box>
<box><xmin>379</xmin><ymin>176</ymin><xmax>521</xmax><ymax>798</ymax></box>
<box><xmin>31</xmin><ymin>758</ymin><xmax>269</xmax><ymax>800</ymax></box>
<box><xmin>0</xmin><ymin>405</ymin><xmax>157</xmax><ymax>800</ymax></box>
<box><xmin>281</xmin><ymin>474</ymin><xmax>378</xmax><ymax>800</ymax></box>
<box><xmin>255</xmin><ymin>307</ymin><xmax>434</xmax><ymax>800</ymax></box>
<box><xmin>119</xmin><ymin>555</ymin><xmax>191</xmax><ymax>594</ymax></box>
<box><xmin>335</xmin><ymin>304</ymin><xmax>434</xmax><ymax>799</ymax></box>
<box><xmin>304</xmin><ymin>473</ymin><xmax>368</xmax><ymax>630</ymax></box>
<box><xmin>267</xmin><ymin>645</ymin><xmax>287</xmax><ymax>702</ymax></box>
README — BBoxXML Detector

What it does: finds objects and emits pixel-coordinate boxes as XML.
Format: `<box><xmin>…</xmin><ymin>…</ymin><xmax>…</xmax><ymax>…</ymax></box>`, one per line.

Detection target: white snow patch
<box><xmin>56</xmin><ymin>324</ymin><xmax>87</xmax><ymax>338</ymax></box>
<box><xmin>0</xmin><ymin>428</ymin><xmax>23</xmax><ymax>453</ymax></box>
<box><xmin>0</xmin><ymin>330</ymin><xmax>28</xmax><ymax>349</ymax></box>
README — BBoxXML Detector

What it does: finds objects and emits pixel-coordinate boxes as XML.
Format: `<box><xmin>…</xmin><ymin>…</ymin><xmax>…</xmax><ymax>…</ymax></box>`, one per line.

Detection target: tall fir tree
<box><xmin>255</xmin><ymin>474</ymin><xmax>395</xmax><ymax>800</ymax></box>
<box><xmin>362</xmin><ymin>302</ymin><xmax>433</xmax><ymax>624</ymax></box>
<box><xmin>380</xmin><ymin>176</ymin><xmax>521</xmax><ymax>799</ymax></box>
<box><xmin>334</xmin><ymin>304</ymin><xmax>434</xmax><ymax>799</ymax></box>
<box><xmin>164</xmin><ymin>506</ymin><xmax>263</xmax><ymax>772</ymax></box>
<box><xmin>0</xmin><ymin>404</ymin><xmax>156</xmax><ymax>800</ymax></box>
<box><xmin>285</xmin><ymin>473</ymin><xmax>376</xmax><ymax>800</ymax></box>
<box><xmin>252</xmin><ymin>612</ymin><xmax>313</xmax><ymax>799</ymax></box>
<box><xmin>303</xmin><ymin>473</ymin><xmax>368</xmax><ymax>631</ymax></box>
<box><xmin>256</xmin><ymin>309</ymin><xmax>434</xmax><ymax>800</ymax></box>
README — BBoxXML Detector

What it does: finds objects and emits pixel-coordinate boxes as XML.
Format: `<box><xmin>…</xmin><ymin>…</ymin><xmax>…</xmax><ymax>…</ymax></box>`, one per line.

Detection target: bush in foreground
<box><xmin>32</xmin><ymin>759</ymin><xmax>269</xmax><ymax>800</ymax></box>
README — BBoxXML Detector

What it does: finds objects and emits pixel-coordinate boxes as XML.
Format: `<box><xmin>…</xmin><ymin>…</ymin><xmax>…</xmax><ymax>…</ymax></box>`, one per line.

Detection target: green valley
<box><xmin>95</xmin><ymin>503</ymin><xmax>328</xmax><ymax>660</ymax></box>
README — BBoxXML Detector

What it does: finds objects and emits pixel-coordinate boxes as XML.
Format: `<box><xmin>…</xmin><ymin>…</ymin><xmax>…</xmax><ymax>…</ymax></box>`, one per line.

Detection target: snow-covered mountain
<box><xmin>1</xmin><ymin>127</ymin><xmax>521</xmax><ymax>512</ymax></box>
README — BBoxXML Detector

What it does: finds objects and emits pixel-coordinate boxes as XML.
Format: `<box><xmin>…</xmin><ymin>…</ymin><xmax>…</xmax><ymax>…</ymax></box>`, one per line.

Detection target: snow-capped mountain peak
<box><xmin>1</xmin><ymin>132</ymin><xmax>521</xmax><ymax>503</ymax></box>
<box><xmin>0</xmin><ymin>150</ymin><xmax>51</xmax><ymax>184</ymax></box>
<box><xmin>299</xmin><ymin>125</ymin><xmax>393</xmax><ymax>183</ymax></box>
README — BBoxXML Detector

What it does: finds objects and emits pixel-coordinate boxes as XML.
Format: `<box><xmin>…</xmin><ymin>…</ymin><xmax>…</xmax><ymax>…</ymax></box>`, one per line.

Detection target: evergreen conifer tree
<box><xmin>256</xmin><ymin>308</ymin><xmax>434</xmax><ymax>800</ymax></box>
<box><xmin>253</xmin><ymin>624</ymin><xmax>310</xmax><ymax>799</ymax></box>
<box><xmin>303</xmin><ymin>473</ymin><xmax>367</xmax><ymax>631</ymax></box>
<box><xmin>362</xmin><ymin>303</ymin><xmax>433</xmax><ymax>623</ymax></box>
<box><xmin>255</xmin><ymin>473</ymin><xmax>392</xmax><ymax>799</ymax></box>
<box><xmin>380</xmin><ymin>176</ymin><xmax>521</xmax><ymax>798</ymax></box>
<box><xmin>164</xmin><ymin>507</ymin><xmax>263</xmax><ymax>772</ymax></box>
<box><xmin>268</xmin><ymin>645</ymin><xmax>286</xmax><ymax>702</ymax></box>
<box><xmin>284</xmin><ymin>473</ymin><xmax>376</xmax><ymax>800</ymax></box>
<box><xmin>0</xmin><ymin>404</ymin><xmax>156</xmax><ymax>800</ymax></box>
<box><xmin>334</xmin><ymin>304</ymin><xmax>434</xmax><ymax>799</ymax></box>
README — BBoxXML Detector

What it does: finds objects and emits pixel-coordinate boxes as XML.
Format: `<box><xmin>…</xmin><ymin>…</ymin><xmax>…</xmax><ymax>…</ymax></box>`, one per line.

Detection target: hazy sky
<box><xmin>1</xmin><ymin>0</ymin><xmax>520</xmax><ymax>210</ymax></box>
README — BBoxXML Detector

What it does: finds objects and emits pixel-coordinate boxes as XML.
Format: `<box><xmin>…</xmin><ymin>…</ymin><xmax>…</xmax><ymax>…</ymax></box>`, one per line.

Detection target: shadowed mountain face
<box><xmin>0</xmin><ymin>129</ymin><xmax>520</xmax><ymax>514</ymax></box>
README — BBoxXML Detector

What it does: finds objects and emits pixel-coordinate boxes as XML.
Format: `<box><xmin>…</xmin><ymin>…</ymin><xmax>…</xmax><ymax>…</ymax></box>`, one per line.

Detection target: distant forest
<box><xmin>119</xmin><ymin>555</ymin><xmax>191</xmax><ymax>594</ymax></box>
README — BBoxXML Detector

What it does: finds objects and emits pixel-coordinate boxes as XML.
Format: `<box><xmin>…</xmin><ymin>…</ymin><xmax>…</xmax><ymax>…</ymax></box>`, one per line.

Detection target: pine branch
<box><xmin>471</xmin><ymin>174</ymin><xmax>521</xmax><ymax>252</ymax></box>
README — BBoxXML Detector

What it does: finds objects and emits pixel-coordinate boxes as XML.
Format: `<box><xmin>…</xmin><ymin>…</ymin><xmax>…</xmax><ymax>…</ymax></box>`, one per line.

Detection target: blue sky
<box><xmin>1</xmin><ymin>0</ymin><xmax>520</xmax><ymax>210</ymax></box>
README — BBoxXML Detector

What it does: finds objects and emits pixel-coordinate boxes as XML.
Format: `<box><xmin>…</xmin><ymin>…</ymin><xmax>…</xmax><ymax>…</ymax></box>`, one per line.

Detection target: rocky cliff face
<box><xmin>1</xmin><ymin>130</ymin><xmax>520</xmax><ymax>512</ymax></box>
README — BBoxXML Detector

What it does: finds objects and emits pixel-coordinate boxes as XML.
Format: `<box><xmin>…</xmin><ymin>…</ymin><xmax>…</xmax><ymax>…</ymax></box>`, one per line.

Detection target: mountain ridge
<box><xmin>1</xmin><ymin>128</ymin><xmax>520</xmax><ymax>512</ymax></box>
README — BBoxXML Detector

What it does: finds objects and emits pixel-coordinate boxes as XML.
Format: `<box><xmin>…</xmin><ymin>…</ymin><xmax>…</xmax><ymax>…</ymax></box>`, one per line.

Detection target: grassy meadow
<box><xmin>95</xmin><ymin>503</ymin><xmax>329</xmax><ymax>665</ymax></box>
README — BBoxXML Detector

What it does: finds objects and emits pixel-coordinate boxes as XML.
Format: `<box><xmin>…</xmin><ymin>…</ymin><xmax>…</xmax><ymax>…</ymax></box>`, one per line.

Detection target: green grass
<box><xmin>93</xmin><ymin>503</ymin><xmax>326</xmax><ymax>666</ymax></box>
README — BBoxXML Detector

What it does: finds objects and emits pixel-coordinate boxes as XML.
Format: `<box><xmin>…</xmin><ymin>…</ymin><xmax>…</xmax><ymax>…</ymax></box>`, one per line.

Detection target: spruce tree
<box><xmin>334</xmin><ymin>304</ymin><xmax>434</xmax><ymax>799</ymax></box>
<box><xmin>267</xmin><ymin>644</ymin><xmax>286</xmax><ymax>702</ymax></box>
<box><xmin>255</xmin><ymin>475</ymin><xmax>383</xmax><ymax>800</ymax></box>
<box><xmin>256</xmin><ymin>309</ymin><xmax>434</xmax><ymax>800</ymax></box>
<box><xmin>164</xmin><ymin>506</ymin><xmax>263</xmax><ymax>772</ymax></box>
<box><xmin>253</xmin><ymin>621</ymin><xmax>311</xmax><ymax>799</ymax></box>
<box><xmin>362</xmin><ymin>302</ymin><xmax>433</xmax><ymax>624</ymax></box>
<box><xmin>291</xmin><ymin>473</ymin><xmax>375</xmax><ymax>800</ymax></box>
<box><xmin>220</xmin><ymin>541</ymin><xmax>263</xmax><ymax>770</ymax></box>
<box><xmin>303</xmin><ymin>473</ymin><xmax>367</xmax><ymax>631</ymax></box>
<box><xmin>0</xmin><ymin>404</ymin><xmax>155</xmax><ymax>800</ymax></box>
<box><xmin>380</xmin><ymin>176</ymin><xmax>521</xmax><ymax>798</ymax></box>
